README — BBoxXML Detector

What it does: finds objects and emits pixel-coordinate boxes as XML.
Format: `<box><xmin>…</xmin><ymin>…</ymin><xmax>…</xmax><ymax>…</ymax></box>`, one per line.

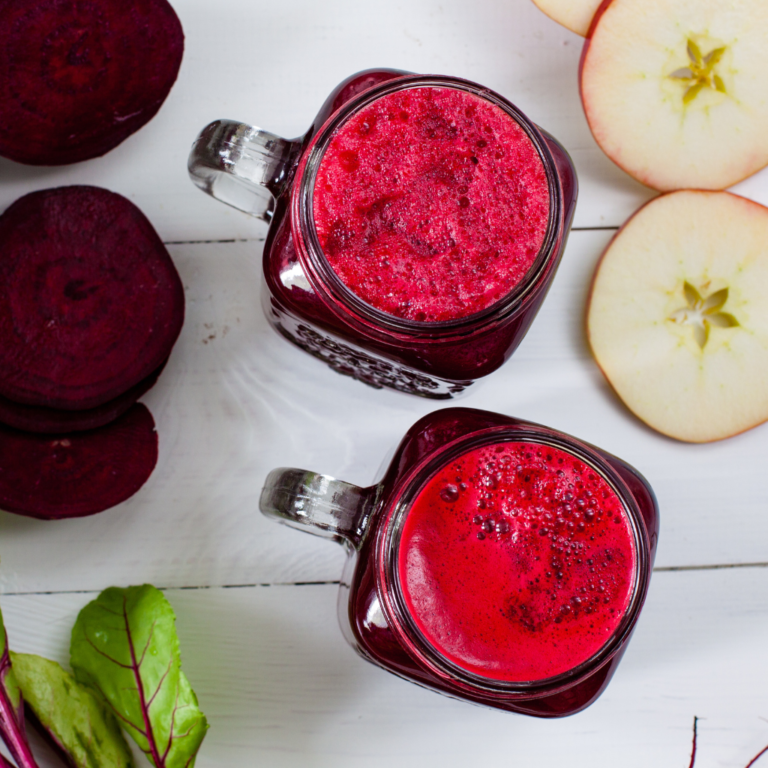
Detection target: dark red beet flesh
<box><xmin>0</xmin><ymin>359</ymin><xmax>166</xmax><ymax>434</ymax></box>
<box><xmin>0</xmin><ymin>186</ymin><xmax>185</xmax><ymax>410</ymax></box>
<box><xmin>0</xmin><ymin>0</ymin><xmax>184</xmax><ymax>166</ymax></box>
<box><xmin>0</xmin><ymin>403</ymin><xmax>158</xmax><ymax>519</ymax></box>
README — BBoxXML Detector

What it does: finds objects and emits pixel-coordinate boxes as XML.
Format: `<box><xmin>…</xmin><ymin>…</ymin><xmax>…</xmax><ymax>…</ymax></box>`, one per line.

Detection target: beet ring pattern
<box><xmin>0</xmin><ymin>186</ymin><xmax>184</xmax><ymax>410</ymax></box>
<box><xmin>0</xmin><ymin>0</ymin><xmax>184</xmax><ymax>166</ymax></box>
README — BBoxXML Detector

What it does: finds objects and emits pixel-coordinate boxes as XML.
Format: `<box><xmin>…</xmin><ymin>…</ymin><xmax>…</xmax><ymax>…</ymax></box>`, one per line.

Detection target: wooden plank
<box><xmin>0</xmin><ymin>0</ymin><xmax>674</xmax><ymax>235</ymax></box>
<box><xmin>3</xmin><ymin>571</ymin><xmax>768</xmax><ymax>767</ymax></box>
<box><xmin>0</xmin><ymin>230</ymin><xmax>765</xmax><ymax>593</ymax></box>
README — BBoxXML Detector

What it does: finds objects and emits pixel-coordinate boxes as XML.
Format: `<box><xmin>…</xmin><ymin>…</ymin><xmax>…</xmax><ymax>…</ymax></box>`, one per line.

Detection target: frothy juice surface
<box><xmin>397</xmin><ymin>442</ymin><xmax>636</xmax><ymax>682</ymax></box>
<box><xmin>313</xmin><ymin>87</ymin><xmax>550</xmax><ymax>323</ymax></box>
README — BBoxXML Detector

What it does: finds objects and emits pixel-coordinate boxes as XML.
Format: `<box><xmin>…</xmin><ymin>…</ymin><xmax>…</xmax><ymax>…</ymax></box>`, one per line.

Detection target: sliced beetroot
<box><xmin>0</xmin><ymin>186</ymin><xmax>184</xmax><ymax>410</ymax></box>
<box><xmin>0</xmin><ymin>359</ymin><xmax>166</xmax><ymax>434</ymax></box>
<box><xmin>0</xmin><ymin>403</ymin><xmax>158</xmax><ymax>519</ymax></box>
<box><xmin>0</xmin><ymin>0</ymin><xmax>184</xmax><ymax>166</ymax></box>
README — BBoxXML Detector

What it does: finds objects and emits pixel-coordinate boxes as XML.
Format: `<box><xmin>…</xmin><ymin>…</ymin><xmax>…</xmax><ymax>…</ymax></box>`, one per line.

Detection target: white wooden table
<box><xmin>2</xmin><ymin>1</ymin><xmax>768</xmax><ymax>766</ymax></box>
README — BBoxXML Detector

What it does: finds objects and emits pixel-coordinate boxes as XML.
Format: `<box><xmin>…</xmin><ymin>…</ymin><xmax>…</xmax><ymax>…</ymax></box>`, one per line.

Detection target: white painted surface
<box><xmin>0</xmin><ymin>0</ymin><xmax>767</xmax><ymax>765</ymax></box>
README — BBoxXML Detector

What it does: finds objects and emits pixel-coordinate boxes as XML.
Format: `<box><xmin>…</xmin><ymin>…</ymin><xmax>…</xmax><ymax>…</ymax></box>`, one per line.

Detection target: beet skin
<box><xmin>0</xmin><ymin>0</ymin><xmax>184</xmax><ymax>166</ymax></box>
<box><xmin>0</xmin><ymin>186</ymin><xmax>185</xmax><ymax>410</ymax></box>
<box><xmin>0</xmin><ymin>403</ymin><xmax>158</xmax><ymax>519</ymax></box>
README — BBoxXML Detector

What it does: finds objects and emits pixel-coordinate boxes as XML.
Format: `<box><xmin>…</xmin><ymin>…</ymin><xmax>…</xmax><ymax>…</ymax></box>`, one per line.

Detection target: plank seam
<box><xmin>0</xmin><ymin>581</ymin><xmax>343</xmax><ymax>597</ymax></box>
<box><xmin>163</xmin><ymin>238</ymin><xmax>265</xmax><ymax>245</ymax></box>
<box><xmin>5</xmin><ymin>564</ymin><xmax>768</xmax><ymax>598</ymax></box>
<box><xmin>654</xmin><ymin>562</ymin><xmax>768</xmax><ymax>572</ymax></box>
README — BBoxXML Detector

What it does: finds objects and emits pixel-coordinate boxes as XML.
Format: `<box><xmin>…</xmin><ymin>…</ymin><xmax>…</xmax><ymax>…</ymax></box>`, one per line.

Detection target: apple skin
<box><xmin>584</xmin><ymin>0</ymin><xmax>613</xmax><ymax>38</ymax></box>
<box><xmin>577</xmin><ymin>0</ymin><xmax>614</xmax><ymax>131</ymax></box>
<box><xmin>531</xmin><ymin>0</ymin><xmax>606</xmax><ymax>37</ymax></box>
<box><xmin>578</xmin><ymin>0</ymin><xmax>644</xmax><ymax>188</ymax></box>
<box><xmin>578</xmin><ymin>0</ymin><xmax>768</xmax><ymax>192</ymax></box>
<box><xmin>586</xmin><ymin>189</ymin><xmax>768</xmax><ymax>443</ymax></box>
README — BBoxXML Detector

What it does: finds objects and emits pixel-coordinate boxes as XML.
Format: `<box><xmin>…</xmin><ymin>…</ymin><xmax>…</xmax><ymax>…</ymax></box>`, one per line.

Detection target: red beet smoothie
<box><xmin>397</xmin><ymin>441</ymin><xmax>636</xmax><ymax>682</ymax></box>
<box><xmin>313</xmin><ymin>87</ymin><xmax>550</xmax><ymax>323</ymax></box>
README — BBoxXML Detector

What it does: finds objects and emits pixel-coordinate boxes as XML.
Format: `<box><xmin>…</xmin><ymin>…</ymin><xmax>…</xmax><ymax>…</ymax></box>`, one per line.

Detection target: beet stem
<box><xmin>688</xmin><ymin>716</ymin><xmax>698</xmax><ymax>768</ymax></box>
<box><xmin>0</xmin><ymin>645</ymin><xmax>38</xmax><ymax>768</ymax></box>
<box><xmin>0</xmin><ymin>687</ymin><xmax>39</xmax><ymax>768</ymax></box>
<box><xmin>745</xmin><ymin>744</ymin><xmax>768</xmax><ymax>768</ymax></box>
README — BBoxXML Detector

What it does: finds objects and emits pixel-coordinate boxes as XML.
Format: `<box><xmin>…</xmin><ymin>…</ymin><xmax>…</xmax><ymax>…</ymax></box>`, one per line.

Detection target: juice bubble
<box><xmin>440</xmin><ymin>484</ymin><xmax>459</xmax><ymax>502</ymax></box>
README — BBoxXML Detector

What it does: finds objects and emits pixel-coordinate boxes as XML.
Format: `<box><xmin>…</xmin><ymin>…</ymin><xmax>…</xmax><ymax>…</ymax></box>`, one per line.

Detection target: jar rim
<box><xmin>291</xmin><ymin>75</ymin><xmax>565</xmax><ymax>340</ymax></box>
<box><xmin>376</xmin><ymin>424</ymin><xmax>651</xmax><ymax>697</ymax></box>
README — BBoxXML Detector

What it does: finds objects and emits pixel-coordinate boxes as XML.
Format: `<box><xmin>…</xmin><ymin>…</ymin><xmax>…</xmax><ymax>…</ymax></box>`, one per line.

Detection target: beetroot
<box><xmin>0</xmin><ymin>186</ymin><xmax>184</xmax><ymax>410</ymax></box>
<box><xmin>0</xmin><ymin>403</ymin><xmax>158</xmax><ymax>519</ymax></box>
<box><xmin>0</xmin><ymin>359</ymin><xmax>166</xmax><ymax>434</ymax></box>
<box><xmin>0</xmin><ymin>0</ymin><xmax>184</xmax><ymax>166</ymax></box>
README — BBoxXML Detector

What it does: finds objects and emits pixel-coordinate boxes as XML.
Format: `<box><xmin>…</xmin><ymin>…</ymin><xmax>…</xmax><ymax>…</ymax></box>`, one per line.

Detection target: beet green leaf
<box><xmin>70</xmin><ymin>585</ymin><xmax>207</xmax><ymax>768</ymax></box>
<box><xmin>11</xmin><ymin>652</ymin><xmax>134</xmax><ymax>768</ymax></box>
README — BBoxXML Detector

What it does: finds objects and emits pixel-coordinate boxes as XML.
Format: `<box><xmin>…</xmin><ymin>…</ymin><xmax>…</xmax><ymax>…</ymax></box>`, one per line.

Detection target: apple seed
<box><xmin>668</xmin><ymin>39</ymin><xmax>727</xmax><ymax>105</ymax></box>
<box><xmin>668</xmin><ymin>282</ymin><xmax>739</xmax><ymax>350</ymax></box>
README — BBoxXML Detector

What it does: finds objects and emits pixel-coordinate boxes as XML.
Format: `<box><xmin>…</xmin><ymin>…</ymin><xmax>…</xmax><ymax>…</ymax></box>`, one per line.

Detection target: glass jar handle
<box><xmin>188</xmin><ymin>120</ymin><xmax>302</xmax><ymax>222</ymax></box>
<box><xmin>259</xmin><ymin>468</ymin><xmax>372</xmax><ymax>548</ymax></box>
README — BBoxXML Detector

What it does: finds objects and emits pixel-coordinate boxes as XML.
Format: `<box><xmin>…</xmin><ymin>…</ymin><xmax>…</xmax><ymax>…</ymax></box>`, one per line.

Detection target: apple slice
<box><xmin>580</xmin><ymin>0</ymin><xmax>768</xmax><ymax>190</ymax></box>
<box><xmin>587</xmin><ymin>190</ymin><xmax>768</xmax><ymax>443</ymax></box>
<box><xmin>531</xmin><ymin>0</ymin><xmax>603</xmax><ymax>37</ymax></box>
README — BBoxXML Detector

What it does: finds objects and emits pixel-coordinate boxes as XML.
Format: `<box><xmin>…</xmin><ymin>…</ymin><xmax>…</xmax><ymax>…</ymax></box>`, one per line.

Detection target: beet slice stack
<box><xmin>0</xmin><ymin>360</ymin><xmax>166</xmax><ymax>435</ymax></box>
<box><xmin>0</xmin><ymin>0</ymin><xmax>184</xmax><ymax>166</ymax></box>
<box><xmin>0</xmin><ymin>404</ymin><xmax>158</xmax><ymax>519</ymax></box>
<box><xmin>0</xmin><ymin>186</ymin><xmax>185</xmax><ymax>518</ymax></box>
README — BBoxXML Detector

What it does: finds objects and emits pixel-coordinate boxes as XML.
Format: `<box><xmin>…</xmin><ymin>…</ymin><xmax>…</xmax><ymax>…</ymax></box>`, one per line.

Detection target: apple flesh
<box><xmin>531</xmin><ymin>0</ymin><xmax>603</xmax><ymax>36</ymax></box>
<box><xmin>580</xmin><ymin>0</ymin><xmax>768</xmax><ymax>190</ymax></box>
<box><xmin>587</xmin><ymin>190</ymin><xmax>768</xmax><ymax>443</ymax></box>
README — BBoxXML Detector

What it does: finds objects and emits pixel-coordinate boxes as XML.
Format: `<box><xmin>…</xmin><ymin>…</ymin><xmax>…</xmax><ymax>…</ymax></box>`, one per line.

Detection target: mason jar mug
<box><xmin>259</xmin><ymin>407</ymin><xmax>658</xmax><ymax>716</ymax></box>
<box><xmin>189</xmin><ymin>71</ymin><xmax>578</xmax><ymax>397</ymax></box>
